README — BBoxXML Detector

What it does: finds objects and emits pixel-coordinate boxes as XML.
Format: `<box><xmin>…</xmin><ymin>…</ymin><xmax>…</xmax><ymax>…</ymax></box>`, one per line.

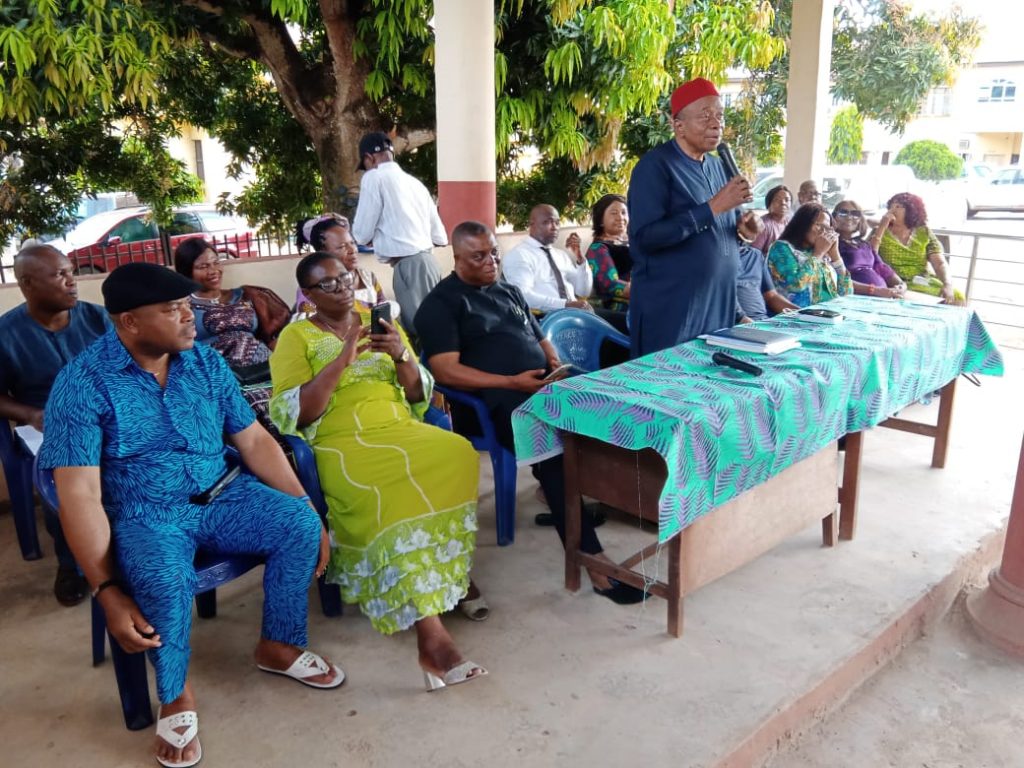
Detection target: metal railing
<box><xmin>0</xmin><ymin>232</ymin><xmax>301</xmax><ymax>285</ymax></box>
<box><xmin>933</xmin><ymin>226</ymin><xmax>1024</xmax><ymax>332</ymax></box>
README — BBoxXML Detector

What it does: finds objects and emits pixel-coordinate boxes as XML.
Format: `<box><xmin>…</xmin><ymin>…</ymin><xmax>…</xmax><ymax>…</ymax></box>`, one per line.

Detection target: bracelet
<box><xmin>737</xmin><ymin>233</ymin><xmax>754</xmax><ymax>245</ymax></box>
<box><xmin>91</xmin><ymin>578</ymin><xmax>121</xmax><ymax>599</ymax></box>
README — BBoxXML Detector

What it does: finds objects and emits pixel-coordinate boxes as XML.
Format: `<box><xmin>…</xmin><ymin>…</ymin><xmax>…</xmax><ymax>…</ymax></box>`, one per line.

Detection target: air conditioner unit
<box><xmin>958</xmin><ymin>139</ymin><xmax>971</xmax><ymax>151</ymax></box>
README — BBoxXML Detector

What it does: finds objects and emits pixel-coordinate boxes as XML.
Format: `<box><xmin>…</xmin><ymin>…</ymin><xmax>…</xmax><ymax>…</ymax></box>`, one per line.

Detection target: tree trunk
<box><xmin>311</xmin><ymin>119</ymin><xmax>370</xmax><ymax>217</ymax></box>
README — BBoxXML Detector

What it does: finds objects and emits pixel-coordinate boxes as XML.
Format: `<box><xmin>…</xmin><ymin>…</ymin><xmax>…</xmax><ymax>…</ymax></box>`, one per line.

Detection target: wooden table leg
<box><xmin>821</xmin><ymin>509</ymin><xmax>838</xmax><ymax>547</ymax></box>
<box><xmin>839</xmin><ymin>430</ymin><xmax>863</xmax><ymax>541</ymax></box>
<box><xmin>666</xmin><ymin>532</ymin><xmax>684</xmax><ymax>638</ymax></box>
<box><xmin>562</xmin><ymin>434</ymin><xmax>582</xmax><ymax>592</ymax></box>
<box><xmin>932</xmin><ymin>378</ymin><xmax>957</xmax><ymax>469</ymax></box>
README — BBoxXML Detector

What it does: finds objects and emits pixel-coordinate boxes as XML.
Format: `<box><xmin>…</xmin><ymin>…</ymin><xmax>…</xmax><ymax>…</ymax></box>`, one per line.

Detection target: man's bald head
<box><xmin>13</xmin><ymin>243</ymin><xmax>66</xmax><ymax>282</ymax></box>
<box><xmin>12</xmin><ymin>243</ymin><xmax>78</xmax><ymax>313</ymax></box>
<box><xmin>527</xmin><ymin>204</ymin><xmax>560</xmax><ymax>246</ymax></box>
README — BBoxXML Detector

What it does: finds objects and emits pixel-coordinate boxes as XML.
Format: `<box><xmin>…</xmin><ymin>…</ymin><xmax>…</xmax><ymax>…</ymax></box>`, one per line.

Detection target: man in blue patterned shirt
<box><xmin>39</xmin><ymin>263</ymin><xmax>343</xmax><ymax>768</ymax></box>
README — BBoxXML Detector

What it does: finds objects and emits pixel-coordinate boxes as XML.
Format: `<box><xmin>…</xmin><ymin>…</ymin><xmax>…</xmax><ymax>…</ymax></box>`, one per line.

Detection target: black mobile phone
<box><xmin>798</xmin><ymin>308</ymin><xmax>841</xmax><ymax>319</ymax></box>
<box><xmin>370</xmin><ymin>302</ymin><xmax>391</xmax><ymax>335</ymax></box>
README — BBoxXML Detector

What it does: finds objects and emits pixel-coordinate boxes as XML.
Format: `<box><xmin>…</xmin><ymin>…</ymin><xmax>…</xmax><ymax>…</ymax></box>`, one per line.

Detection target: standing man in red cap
<box><xmin>626</xmin><ymin>77</ymin><xmax>759</xmax><ymax>357</ymax></box>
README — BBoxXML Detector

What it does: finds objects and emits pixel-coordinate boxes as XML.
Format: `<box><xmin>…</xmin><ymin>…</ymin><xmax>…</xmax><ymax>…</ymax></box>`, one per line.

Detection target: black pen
<box><xmin>712</xmin><ymin>351</ymin><xmax>763</xmax><ymax>376</ymax></box>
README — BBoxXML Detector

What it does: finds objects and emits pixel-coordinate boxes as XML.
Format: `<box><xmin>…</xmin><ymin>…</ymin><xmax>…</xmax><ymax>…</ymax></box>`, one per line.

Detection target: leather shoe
<box><xmin>593</xmin><ymin>578</ymin><xmax>648</xmax><ymax>605</ymax></box>
<box><xmin>54</xmin><ymin>565</ymin><xmax>89</xmax><ymax>607</ymax></box>
<box><xmin>534</xmin><ymin>505</ymin><xmax>607</xmax><ymax>528</ymax></box>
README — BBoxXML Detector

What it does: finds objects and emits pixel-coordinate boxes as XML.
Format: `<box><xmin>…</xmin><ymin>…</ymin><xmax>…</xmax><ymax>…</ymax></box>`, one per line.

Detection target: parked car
<box><xmin>965</xmin><ymin>166</ymin><xmax>1024</xmax><ymax>218</ymax></box>
<box><xmin>49</xmin><ymin>205</ymin><xmax>258</xmax><ymax>273</ymax></box>
<box><xmin>748</xmin><ymin>164</ymin><xmax>918</xmax><ymax>217</ymax></box>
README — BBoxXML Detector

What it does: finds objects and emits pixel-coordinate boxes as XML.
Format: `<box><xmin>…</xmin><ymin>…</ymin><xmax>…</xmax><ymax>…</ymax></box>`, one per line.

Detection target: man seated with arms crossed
<box><xmin>415</xmin><ymin>221</ymin><xmax>646</xmax><ymax>605</ymax></box>
<box><xmin>0</xmin><ymin>244</ymin><xmax>112</xmax><ymax>605</ymax></box>
<box><xmin>502</xmin><ymin>204</ymin><xmax>594</xmax><ymax>316</ymax></box>
<box><xmin>39</xmin><ymin>263</ymin><xmax>343</xmax><ymax>768</ymax></box>
<box><xmin>736</xmin><ymin>218</ymin><xmax>799</xmax><ymax>322</ymax></box>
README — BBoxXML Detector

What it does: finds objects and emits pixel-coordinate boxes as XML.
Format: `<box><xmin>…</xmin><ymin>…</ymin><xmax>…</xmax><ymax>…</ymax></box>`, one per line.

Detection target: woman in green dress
<box><xmin>269</xmin><ymin>246</ymin><xmax>487</xmax><ymax>691</ymax></box>
<box><xmin>872</xmin><ymin>192</ymin><xmax>965</xmax><ymax>305</ymax></box>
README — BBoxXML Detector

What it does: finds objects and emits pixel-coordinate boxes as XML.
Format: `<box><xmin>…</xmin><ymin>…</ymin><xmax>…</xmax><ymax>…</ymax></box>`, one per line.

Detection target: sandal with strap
<box><xmin>422</xmin><ymin>660</ymin><xmax>488</xmax><ymax>692</ymax></box>
<box><xmin>155</xmin><ymin>709</ymin><xmax>202</xmax><ymax>768</ymax></box>
<box><xmin>458</xmin><ymin>594</ymin><xmax>490</xmax><ymax>622</ymax></box>
<box><xmin>257</xmin><ymin>650</ymin><xmax>345</xmax><ymax>689</ymax></box>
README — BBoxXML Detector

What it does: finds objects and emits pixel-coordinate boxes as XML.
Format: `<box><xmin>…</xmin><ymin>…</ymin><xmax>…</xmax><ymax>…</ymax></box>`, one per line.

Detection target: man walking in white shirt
<box><xmin>351</xmin><ymin>132</ymin><xmax>448</xmax><ymax>334</ymax></box>
<box><xmin>502</xmin><ymin>204</ymin><xmax>594</xmax><ymax>315</ymax></box>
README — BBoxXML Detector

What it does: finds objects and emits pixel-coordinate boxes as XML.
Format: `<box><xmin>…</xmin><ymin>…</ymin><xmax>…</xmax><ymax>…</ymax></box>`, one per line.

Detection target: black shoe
<box><xmin>54</xmin><ymin>565</ymin><xmax>89</xmax><ymax>607</ymax></box>
<box><xmin>534</xmin><ymin>506</ymin><xmax>608</xmax><ymax>528</ymax></box>
<box><xmin>593</xmin><ymin>578</ymin><xmax>648</xmax><ymax>605</ymax></box>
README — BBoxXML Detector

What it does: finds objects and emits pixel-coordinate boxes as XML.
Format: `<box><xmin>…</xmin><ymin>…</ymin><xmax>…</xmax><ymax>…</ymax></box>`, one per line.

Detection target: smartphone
<box><xmin>370</xmin><ymin>302</ymin><xmax>391</xmax><ymax>335</ymax></box>
<box><xmin>543</xmin><ymin>363</ymin><xmax>576</xmax><ymax>382</ymax></box>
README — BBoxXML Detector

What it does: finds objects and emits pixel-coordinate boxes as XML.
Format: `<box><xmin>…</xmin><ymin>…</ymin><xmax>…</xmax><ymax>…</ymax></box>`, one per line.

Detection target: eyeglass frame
<box><xmin>677</xmin><ymin>108</ymin><xmax>726</xmax><ymax>127</ymax></box>
<box><xmin>304</xmin><ymin>273</ymin><xmax>355</xmax><ymax>293</ymax></box>
<box><xmin>833</xmin><ymin>208</ymin><xmax>863</xmax><ymax>219</ymax></box>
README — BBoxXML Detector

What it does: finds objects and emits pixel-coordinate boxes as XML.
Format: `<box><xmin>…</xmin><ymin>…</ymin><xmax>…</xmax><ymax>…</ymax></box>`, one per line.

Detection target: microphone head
<box><xmin>716</xmin><ymin>141</ymin><xmax>740</xmax><ymax>179</ymax></box>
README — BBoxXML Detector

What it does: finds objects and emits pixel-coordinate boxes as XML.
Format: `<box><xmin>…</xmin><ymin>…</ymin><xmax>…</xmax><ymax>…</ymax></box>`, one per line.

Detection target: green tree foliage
<box><xmin>827</xmin><ymin>105</ymin><xmax>864</xmax><ymax>164</ymax></box>
<box><xmin>830</xmin><ymin>1</ymin><xmax>980</xmax><ymax>133</ymax></box>
<box><xmin>894</xmin><ymin>139</ymin><xmax>963</xmax><ymax>181</ymax></box>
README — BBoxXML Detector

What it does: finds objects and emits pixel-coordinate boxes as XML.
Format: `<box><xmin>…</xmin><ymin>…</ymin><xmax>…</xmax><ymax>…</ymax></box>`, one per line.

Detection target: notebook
<box><xmin>699</xmin><ymin>326</ymin><xmax>801</xmax><ymax>355</ymax></box>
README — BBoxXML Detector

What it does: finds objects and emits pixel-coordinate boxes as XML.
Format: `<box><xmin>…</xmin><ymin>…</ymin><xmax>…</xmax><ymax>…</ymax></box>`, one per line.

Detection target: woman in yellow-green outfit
<box><xmin>269</xmin><ymin>243</ymin><xmax>487</xmax><ymax>692</ymax></box>
<box><xmin>872</xmin><ymin>192</ymin><xmax>965</xmax><ymax>305</ymax></box>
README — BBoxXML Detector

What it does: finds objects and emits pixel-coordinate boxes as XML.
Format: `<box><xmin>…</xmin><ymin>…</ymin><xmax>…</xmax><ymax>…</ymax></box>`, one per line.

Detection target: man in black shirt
<box><xmin>416</xmin><ymin>221</ymin><xmax>645</xmax><ymax>604</ymax></box>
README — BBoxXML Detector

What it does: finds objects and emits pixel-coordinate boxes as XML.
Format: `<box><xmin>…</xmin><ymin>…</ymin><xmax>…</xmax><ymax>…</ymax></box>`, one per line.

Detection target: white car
<box><xmin>965</xmin><ymin>166</ymin><xmax>1024</xmax><ymax>218</ymax></box>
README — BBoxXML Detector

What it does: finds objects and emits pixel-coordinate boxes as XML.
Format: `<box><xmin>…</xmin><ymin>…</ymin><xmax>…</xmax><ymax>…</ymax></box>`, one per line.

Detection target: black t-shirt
<box><xmin>416</xmin><ymin>273</ymin><xmax>548</xmax><ymax>376</ymax></box>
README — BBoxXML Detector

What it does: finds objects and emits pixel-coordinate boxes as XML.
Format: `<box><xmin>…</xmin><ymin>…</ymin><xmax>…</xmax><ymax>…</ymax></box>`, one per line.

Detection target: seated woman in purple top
<box><xmin>832</xmin><ymin>200</ymin><xmax>907</xmax><ymax>299</ymax></box>
<box><xmin>752</xmin><ymin>184</ymin><xmax>791</xmax><ymax>254</ymax></box>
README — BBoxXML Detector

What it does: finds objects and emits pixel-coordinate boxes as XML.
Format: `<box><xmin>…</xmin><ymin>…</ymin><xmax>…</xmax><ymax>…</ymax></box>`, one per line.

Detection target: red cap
<box><xmin>670</xmin><ymin>78</ymin><xmax>720</xmax><ymax>118</ymax></box>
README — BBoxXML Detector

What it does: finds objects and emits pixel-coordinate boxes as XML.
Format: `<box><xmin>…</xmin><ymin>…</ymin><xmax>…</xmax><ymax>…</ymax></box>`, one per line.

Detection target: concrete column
<box><xmin>967</xmin><ymin>433</ymin><xmax>1024</xmax><ymax>656</ymax></box>
<box><xmin>782</xmin><ymin>0</ymin><xmax>835</xmax><ymax>193</ymax></box>
<box><xmin>433</xmin><ymin>2</ymin><xmax>496</xmax><ymax>236</ymax></box>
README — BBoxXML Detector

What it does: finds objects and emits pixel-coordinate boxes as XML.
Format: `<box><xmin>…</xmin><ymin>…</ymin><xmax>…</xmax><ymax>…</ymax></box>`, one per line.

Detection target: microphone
<box><xmin>716</xmin><ymin>141</ymin><xmax>741</xmax><ymax>180</ymax></box>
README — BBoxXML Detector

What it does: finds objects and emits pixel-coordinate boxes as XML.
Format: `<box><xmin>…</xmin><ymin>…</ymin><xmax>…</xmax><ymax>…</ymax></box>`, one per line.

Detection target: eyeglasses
<box><xmin>304</xmin><ymin>274</ymin><xmax>354</xmax><ymax>293</ymax></box>
<box><xmin>678</xmin><ymin>109</ymin><xmax>725</xmax><ymax>127</ymax></box>
<box><xmin>834</xmin><ymin>209</ymin><xmax>863</xmax><ymax>219</ymax></box>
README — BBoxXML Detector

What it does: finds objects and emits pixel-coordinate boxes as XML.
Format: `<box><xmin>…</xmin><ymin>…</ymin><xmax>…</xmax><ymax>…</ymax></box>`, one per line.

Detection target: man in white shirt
<box><xmin>351</xmin><ymin>132</ymin><xmax>448</xmax><ymax>334</ymax></box>
<box><xmin>502</xmin><ymin>204</ymin><xmax>594</xmax><ymax>315</ymax></box>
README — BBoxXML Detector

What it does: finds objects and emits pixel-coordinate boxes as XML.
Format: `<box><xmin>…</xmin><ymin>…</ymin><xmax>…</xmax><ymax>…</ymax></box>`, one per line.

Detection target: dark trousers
<box><xmin>485</xmin><ymin>391</ymin><xmax>603</xmax><ymax>555</ymax></box>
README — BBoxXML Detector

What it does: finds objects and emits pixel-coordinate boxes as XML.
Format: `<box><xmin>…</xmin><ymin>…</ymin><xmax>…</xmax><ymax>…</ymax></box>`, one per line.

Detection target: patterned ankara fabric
<box><xmin>38</xmin><ymin>332</ymin><xmax>320</xmax><ymax>704</ymax></box>
<box><xmin>877</xmin><ymin>227</ymin><xmax>966</xmax><ymax>301</ymax></box>
<box><xmin>586</xmin><ymin>241</ymin><xmax>631</xmax><ymax>312</ymax></box>
<box><xmin>512</xmin><ymin>296</ymin><xmax>1004</xmax><ymax>542</ymax></box>
<box><xmin>269</xmin><ymin>310</ymin><xmax>478</xmax><ymax>635</ymax></box>
<box><xmin>767</xmin><ymin>239</ymin><xmax>854</xmax><ymax>307</ymax></box>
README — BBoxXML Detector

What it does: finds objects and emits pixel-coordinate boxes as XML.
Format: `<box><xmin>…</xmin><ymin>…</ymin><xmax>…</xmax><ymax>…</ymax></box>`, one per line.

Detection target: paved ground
<box><xmin>1</xmin><ymin>347</ymin><xmax>1020</xmax><ymax>768</ymax></box>
<box><xmin>771</xmin><ymin>600</ymin><xmax>1024</xmax><ymax>768</ymax></box>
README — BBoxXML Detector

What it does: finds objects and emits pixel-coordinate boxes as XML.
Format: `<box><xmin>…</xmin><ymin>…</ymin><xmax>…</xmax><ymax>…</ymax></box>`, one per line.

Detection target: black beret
<box><xmin>102</xmin><ymin>262</ymin><xmax>199</xmax><ymax>313</ymax></box>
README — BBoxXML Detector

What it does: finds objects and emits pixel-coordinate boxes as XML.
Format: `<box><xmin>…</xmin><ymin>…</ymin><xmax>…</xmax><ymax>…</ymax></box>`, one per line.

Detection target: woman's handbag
<box><xmin>231</xmin><ymin>360</ymin><xmax>272</xmax><ymax>386</ymax></box>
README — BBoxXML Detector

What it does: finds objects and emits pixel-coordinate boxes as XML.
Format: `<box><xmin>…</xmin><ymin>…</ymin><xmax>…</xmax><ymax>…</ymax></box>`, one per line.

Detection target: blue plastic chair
<box><xmin>539</xmin><ymin>308</ymin><xmax>631</xmax><ymax>373</ymax></box>
<box><xmin>34</xmin><ymin>447</ymin><xmax>341</xmax><ymax>731</ymax></box>
<box><xmin>426</xmin><ymin>374</ymin><xmax>517</xmax><ymax>547</ymax></box>
<box><xmin>1</xmin><ymin>421</ymin><xmax>42</xmax><ymax>560</ymax></box>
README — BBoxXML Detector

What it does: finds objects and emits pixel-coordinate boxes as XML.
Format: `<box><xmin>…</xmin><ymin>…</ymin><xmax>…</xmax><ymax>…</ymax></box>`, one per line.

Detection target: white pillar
<box><xmin>783</xmin><ymin>0</ymin><xmax>835</xmax><ymax>193</ymax></box>
<box><xmin>433</xmin><ymin>1</ymin><xmax>496</xmax><ymax>234</ymax></box>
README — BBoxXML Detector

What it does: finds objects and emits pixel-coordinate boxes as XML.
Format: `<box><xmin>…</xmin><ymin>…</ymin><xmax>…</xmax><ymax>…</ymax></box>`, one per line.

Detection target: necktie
<box><xmin>541</xmin><ymin>245</ymin><xmax>569</xmax><ymax>300</ymax></box>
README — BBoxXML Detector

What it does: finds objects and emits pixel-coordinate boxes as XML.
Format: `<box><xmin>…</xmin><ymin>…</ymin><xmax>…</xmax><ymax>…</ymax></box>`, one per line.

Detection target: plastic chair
<box><xmin>1</xmin><ymin>420</ymin><xmax>42</xmax><ymax>560</ymax></box>
<box><xmin>427</xmin><ymin>375</ymin><xmax>517</xmax><ymax>547</ymax></box>
<box><xmin>539</xmin><ymin>308</ymin><xmax>630</xmax><ymax>373</ymax></box>
<box><xmin>34</xmin><ymin>448</ymin><xmax>340</xmax><ymax>731</ymax></box>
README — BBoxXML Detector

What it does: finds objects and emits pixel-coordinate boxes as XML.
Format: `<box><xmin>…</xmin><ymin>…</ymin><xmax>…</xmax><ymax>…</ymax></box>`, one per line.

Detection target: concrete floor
<box><xmin>1</xmin><ymin>343</ymin><xmax>1022</xmax><ymax>768</ymax></box>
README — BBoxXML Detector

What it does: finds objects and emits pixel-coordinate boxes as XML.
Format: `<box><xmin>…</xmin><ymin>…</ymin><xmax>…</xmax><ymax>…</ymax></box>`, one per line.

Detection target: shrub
<box><xmin>894</xmin><ymin>140</ymin><xmax>963</xmax><ymax>181</ymax></box>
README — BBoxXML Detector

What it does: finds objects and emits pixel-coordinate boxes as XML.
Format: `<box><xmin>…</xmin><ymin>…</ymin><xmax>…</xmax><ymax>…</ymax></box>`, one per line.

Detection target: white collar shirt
<box><xmin>501</xmin><ymin>235</ymin><xmax>594</xmax><ymax>312</ymax></box>
<box><xmin>351</xmin><ymin>161</ymin><xmax>448</xmax><ymax>261</ymax></box>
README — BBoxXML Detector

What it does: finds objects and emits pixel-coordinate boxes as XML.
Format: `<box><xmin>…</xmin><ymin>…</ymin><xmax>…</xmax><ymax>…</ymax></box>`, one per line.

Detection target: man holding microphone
<box><xmin>627</xmin><ymin>77</ymin><xmax>759</xmax><ymax>357</ymax></box>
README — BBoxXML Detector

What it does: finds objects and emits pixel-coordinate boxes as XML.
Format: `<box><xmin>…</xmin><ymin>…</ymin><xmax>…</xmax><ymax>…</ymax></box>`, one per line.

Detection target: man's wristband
<box><xmin>91</xmin><ymin>578</ymin><xmax>121</xmax><ymax>599</ymax></box>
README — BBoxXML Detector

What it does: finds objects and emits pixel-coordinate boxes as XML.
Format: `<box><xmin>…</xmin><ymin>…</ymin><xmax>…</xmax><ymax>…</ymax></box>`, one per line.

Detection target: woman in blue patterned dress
<box><xmin>767</xmin><ymin>204</ymin><xmax>853</xmax><ymax>307</ymax></box>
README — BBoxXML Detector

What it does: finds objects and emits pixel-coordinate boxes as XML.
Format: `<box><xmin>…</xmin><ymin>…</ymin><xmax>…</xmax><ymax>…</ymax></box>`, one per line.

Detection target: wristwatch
<box><xmin>395</xmin><ymin>347</ymin><xmax>411</xmax><ymax>364</ymax></box>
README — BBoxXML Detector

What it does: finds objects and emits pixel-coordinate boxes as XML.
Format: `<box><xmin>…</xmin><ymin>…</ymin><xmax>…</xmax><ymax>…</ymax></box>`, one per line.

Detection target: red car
<box><xmin>49</xmin><ymin>205</ymin><xmax>259</xmax><ymax>273</ymax></box>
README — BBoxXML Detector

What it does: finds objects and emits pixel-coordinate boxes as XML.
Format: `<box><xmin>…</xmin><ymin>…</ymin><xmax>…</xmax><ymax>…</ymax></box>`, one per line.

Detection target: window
<box><xmin>978</xmin><ymin>78</ymin><xmax>1017</xmax><ymax>103</ymax></box>
<box><xmin>722</xmin><ymin>92</ymin><xmax>734</xmax><ymax>108</ymax></box>
<box><xmin>108</xmin><ymin>216</ymin><xmax>158</xmax><ymax>244</ymax></box>
<box><xmin>167</xmin><ymin>212</ymin><xmax>203</xmax><ymax>236</ymax></box>
<box><xmin>923</xmin><ymin>87</ymin><xmax>952</xmax><ymax>116</ymax></box>
<box><xmin>193</xmin><ymin>140</ymin><xmax>206</xmax><ymax>183</ymax></box>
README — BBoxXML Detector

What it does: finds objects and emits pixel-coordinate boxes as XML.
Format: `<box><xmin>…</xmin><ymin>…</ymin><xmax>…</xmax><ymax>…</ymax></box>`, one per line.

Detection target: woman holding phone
<box><xmin>767</xmin><ymin>204</ymin><xmax>853</xmax><ymax>307</ymax></box>
<box><xmin>270</xmin><ymin>240</ymin><xmax>488</xmax><ymax>691</ymax></box>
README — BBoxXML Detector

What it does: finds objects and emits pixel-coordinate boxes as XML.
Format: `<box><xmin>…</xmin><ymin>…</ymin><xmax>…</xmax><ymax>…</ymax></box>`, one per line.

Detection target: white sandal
<box><xmin>458</xmin><ymin>594</ymin><xmax>490</xmax><ymax>621</ymax></box>
<box><xmin>423</xmin><ymin>660</ymin><xmax>488</xmax><ymax>692</ymax></box>
<box><xmin>257</xmin><ymin>650</ymin><xmax>345</xmax><ymax>689</ymax></box>
<box><xmin>155</xmin><ymin>709</ymin><xmax>202</xmax><ymax>768</ymax></box>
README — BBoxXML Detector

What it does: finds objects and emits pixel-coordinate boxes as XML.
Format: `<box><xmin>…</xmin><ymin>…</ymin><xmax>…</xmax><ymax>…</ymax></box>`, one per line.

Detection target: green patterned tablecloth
<box><xmin>512</xmin><ymin>296</ymin><xmax>1004</xmax><ymax>542</ymax></box>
